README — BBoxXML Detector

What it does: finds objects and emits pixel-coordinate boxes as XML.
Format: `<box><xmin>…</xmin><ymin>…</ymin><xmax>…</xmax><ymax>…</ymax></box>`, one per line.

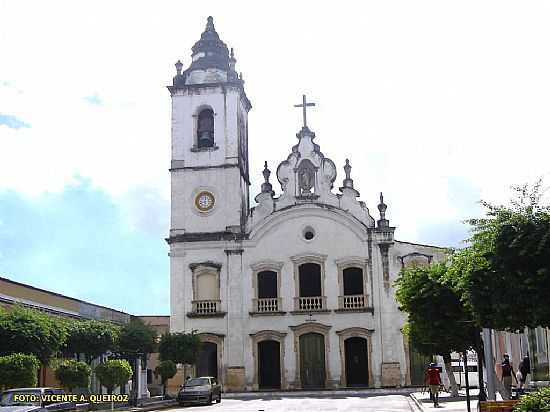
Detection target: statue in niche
<box><xmin>298</xmin><ymin>160</ymin><xmax>315</xmax><ymax>195</ymax></box>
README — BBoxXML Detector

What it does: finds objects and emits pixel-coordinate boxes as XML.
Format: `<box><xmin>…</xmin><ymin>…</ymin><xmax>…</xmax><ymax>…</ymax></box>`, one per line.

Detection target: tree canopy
<box><xmin>448</xmin><ymin>182</ymin><xmax>550</xmax><ymax>331</ymax></box>
<box><xmin>155</xmin><ymin>360</ymin><xmax>177</xmax><ymax>396</ymax></box>
<box><xmin>0</xmin><ymin>306</ymin><xmax>67</xmax><ymax>365</ymax></box>
<box><xmin>54</xmin><ymin>359</ymin><xmax>92</xmax><ymax>392</ymax></box>
<box><xmin>116</xmin><ymin>318</ymin><xmax>157</xmax><ymax>361</ymax></box>
<box><xmin>95</xmin><ymin>359</ymin><xmax>133</xmax><ymax>394</ymax></box>
<box><xmin>65</xmin><ymin>320</ymin><xmax>120</xmax><ymax>364</ymax></box>
<box><xmin>395</xmin><ymin>262</ymin><xmax>479</xmax><ymax>357</ymax></box>
<box><xmin>158</xmin><ymin>332</ymin><xmax>200</xmax><ymax>365</ymax></box>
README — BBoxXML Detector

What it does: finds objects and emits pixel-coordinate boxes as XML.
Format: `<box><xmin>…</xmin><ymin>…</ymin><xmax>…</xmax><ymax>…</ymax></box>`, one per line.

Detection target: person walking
<box><xmin>426</xmin><ymin>362</ymin><xmax>442</xmax><ymax>408</ymax></box>
<box><xmin>516</xmin><ymin>361</ymin><xmax>526</xmax><ymax>394</ymax></box>
<box><xmin>519</xmin><ymin>355</ymin><xmax>531</xmax><ymax>388</ymax></box>
<box><xmin>501</xmin><ymin>354</ymin><xmax>517</xmax><ymax>400</ymax></box>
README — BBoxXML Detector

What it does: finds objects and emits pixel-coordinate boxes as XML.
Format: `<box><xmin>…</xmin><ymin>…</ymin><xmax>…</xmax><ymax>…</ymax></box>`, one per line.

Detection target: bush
<box><xmin>0</xmin><ymin>353</ymin><xmax>41</xmax><ymax>389</ymax></box>
<box><xmin>95</xmin><ymin>359</ymin><xmax>133</xmax><ymax>394</ymax></box>
<box><xmin>54</xmin><ymin>359</ymin><xmax>91</xmax><ymax>391</ymax></box>
<box><xmin>514</xmin><ymin>386</ymin><xmax>550</xmax><ymax>412</ymax></box>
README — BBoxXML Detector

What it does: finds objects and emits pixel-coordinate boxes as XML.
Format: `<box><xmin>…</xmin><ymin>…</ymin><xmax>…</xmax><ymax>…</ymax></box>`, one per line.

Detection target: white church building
<box><xmin>168</xmin><ymin>17</ymin><xmax>446</xmax><ymax>391</ymax></box>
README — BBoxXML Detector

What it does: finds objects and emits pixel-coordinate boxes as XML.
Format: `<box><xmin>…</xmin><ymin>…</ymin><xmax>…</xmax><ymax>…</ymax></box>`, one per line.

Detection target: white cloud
<box><xmin>1</xmin><ymin>0</ymin><xmax>549</xmax><ymax>245</ymax></box>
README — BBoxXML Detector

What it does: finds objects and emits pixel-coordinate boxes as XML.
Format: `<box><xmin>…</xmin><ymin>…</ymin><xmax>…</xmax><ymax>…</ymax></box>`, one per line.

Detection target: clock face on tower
<box><xmin>195</xmin><ymin>191</ymin><xmax>215</xmax><ymax>212</ymax></box>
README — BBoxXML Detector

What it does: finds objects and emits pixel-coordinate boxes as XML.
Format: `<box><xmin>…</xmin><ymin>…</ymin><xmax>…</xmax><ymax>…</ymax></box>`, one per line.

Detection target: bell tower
<box><xmin>167</xmin><ymin>17</ymin><xmax>251</xmax><ymax>238</ymax></box>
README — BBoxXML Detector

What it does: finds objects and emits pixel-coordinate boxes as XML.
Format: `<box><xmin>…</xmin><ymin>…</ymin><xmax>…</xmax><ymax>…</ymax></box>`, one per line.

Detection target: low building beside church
<box><xmin>167</xmin><ymin>17</ymin><xmax>447</xmax><ymax>391</ymax></box>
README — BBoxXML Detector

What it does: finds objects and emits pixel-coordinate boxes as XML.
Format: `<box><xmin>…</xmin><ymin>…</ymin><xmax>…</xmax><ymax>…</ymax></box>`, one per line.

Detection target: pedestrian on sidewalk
<box><xmin>500</xmin><ymin>354</ymin><xmax>517</xmax><ymax>400</ymax></box>
<box><xmin>426</xmin><ymin>362</ymin><xmax>442</xmax><ymax>408</ymax></box>
<box><xmin>519</xmin><ymin>355</ymin><xmax>531</xmax><ymax>388</ymax></box>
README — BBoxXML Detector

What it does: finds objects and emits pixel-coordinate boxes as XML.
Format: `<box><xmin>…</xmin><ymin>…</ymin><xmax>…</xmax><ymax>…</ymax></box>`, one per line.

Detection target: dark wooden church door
<box><xmin>345</xmin><ymin>337</ymin><xmax>369</xmax><ymax>386</ymax></box>
<box><xmin>196</xmin><ymin>342</ymin><xmax>217</xmax><ymax>378</ymax></box>
<box><xmin>300</xmin><ymin>333</ymin><xmax>325</xmax><ymax>388</ymax></box>
<box><xmin>258</xmin><ymin>340</ymin><xmax>281</xmax><ymax>389</ymax></box>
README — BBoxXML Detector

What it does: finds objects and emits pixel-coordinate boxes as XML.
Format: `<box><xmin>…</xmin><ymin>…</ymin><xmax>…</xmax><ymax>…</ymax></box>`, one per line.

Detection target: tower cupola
<box><xmin>172</xmin><ymin>16</ymin><xmax>240</xmax><ymax>86</ymax></box>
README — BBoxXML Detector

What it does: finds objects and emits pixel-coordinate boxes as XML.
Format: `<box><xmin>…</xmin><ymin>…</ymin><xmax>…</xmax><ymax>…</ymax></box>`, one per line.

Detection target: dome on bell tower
<box><xmin>189</xmin><ymin>16</ymin><xmax>230</xmax><ymax>71</ymax></box>
<box><xmin>172</xmin><ymin>16</ymin><xmax>240</xmax><ymax>86</ymax></box>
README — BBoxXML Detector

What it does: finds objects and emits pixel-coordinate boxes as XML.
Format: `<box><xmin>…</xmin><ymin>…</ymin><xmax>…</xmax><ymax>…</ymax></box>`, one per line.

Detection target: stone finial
<box><xmin>377</xmin><ymin>192</ymin><xmax>389</xmax><ymax>228</ymax></box>
<box><xmin>261</xmin><ymin>161</ymin><xmax>274</xmax><ymax>196</ymax></box>
<box><xmin>228</xmin><ymin>47</ymin><xmax>237</xmax><ymax>79</ymax></box>
<box><xmin>206</xmin><ymin>16</ymin><xmax>215</xmax><ymax>31</ymax></box>
<box><xmin>175</xmin><ymin>60</ymin><xmax>183</xmax><ymax>75</ymax></box>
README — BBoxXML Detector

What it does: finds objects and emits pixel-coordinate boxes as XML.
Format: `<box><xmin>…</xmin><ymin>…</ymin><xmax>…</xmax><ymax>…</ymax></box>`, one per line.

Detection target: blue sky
<box><xmin>0</xmin><ymin>178</ymin><xmax>169</xmax><ymax>314</ymax></box>
<box><xmin>1</xmin><ymin>1</ymin><xmax>549</xmax><ymax>315</ymax></box>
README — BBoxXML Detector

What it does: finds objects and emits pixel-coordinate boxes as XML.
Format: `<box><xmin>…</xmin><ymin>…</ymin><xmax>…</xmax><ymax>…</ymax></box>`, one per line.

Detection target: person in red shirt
<box><xmin>425</xmin><ymin>362</ymin><xmax>442</xmax><ymax>407</ymax></box>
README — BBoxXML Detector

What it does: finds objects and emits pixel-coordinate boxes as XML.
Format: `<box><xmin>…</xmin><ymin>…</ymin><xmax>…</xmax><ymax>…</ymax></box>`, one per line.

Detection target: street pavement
<box><xmin>410</xmin><ymin>389</ymin><xmax>480</xmax><ymax>411</ymax></box>
<box><xmin>154</xmin><ymin>394</ymin><xmax>419</xmax><ymax>411</ymax></box>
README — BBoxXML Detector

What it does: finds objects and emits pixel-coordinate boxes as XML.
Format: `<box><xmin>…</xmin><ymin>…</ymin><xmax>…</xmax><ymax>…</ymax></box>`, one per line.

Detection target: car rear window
<box><xmin>186</xmin><ymin>378</ymin><xmax>210</xmax><ymax>386</ymax></box>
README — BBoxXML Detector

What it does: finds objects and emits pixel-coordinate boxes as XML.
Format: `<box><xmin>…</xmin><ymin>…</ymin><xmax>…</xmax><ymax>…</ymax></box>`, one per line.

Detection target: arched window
<box><xmin>197</xmin><ymin>108</ymin><xmax>214</xmax><ymax>148</ymax></box>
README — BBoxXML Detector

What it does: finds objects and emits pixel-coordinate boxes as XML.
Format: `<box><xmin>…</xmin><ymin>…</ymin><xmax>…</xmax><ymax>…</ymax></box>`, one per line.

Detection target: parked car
<box><xmin>177</xmin><ymin>377</ymin><xmax>221</xmax><ymax>406</ymax></box>
<box><xmin>0</xmin><ymin>388</ymin><xmax>75</xmax><ymax>412</ymax></box>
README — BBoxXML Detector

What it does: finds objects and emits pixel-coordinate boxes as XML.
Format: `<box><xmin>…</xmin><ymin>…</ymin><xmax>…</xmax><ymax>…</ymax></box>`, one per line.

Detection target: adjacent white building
<box><xmin>168</xmin><ymin>17</ymin><xmax>446</xmax><ymax>391</ymax></box>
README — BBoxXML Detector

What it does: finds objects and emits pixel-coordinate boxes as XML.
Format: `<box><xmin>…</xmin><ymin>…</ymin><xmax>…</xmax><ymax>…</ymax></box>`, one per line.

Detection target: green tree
<box><xmin>449</xmin><ymin>182</ymin><xmax>550</xmax><ymax>331</ymax></box>
<box><xmin>0</xmin><ymin>306</ymin><xmax>67</xmax><ymax>365</ymax></box>
<box><xmin>65</xmin><ymin>320</ymin><xmax>120</xmax><ymax>364</ymax></box>
<box><xmin>154</xmin><ymin>360</ymin><xmax>177</xmax><ymax>397</ymax></box>
<box><xmin>117</xmin><ymin>318</ymin><xmax>156</xmax><ymax>361</ymax></box>
<box><xmin>0</xmin><ymin>353</ymin><xmax>41</xmax><ymax>389</ymax></box>
<box><xmin>395</xmin><ymin>262</ymin><xmax>479</xmax><ymax>396</ymax></box>
<box><xmin>95</xmin><ymin>359</ymin><xmax>133</xmax><ymax>394</ymax></box>
<box><xmin>116</xmin><ymin>319</ymin><xmax>157</xmax><ymax>399</ymax></box>
<box><xmin>158</xmin><ymin>332</ymin><xmax>201</xmax><ymax>365</ymax></box>
<box><xmin>54</xmin><ymin>359</ymin><xmax>91</xmax><ymax>392</ymax></box>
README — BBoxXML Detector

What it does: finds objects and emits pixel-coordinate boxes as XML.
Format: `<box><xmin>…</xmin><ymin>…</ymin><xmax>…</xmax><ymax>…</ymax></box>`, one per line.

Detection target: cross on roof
<box><xmin>294</xmin><ymin>94</ymin><xmax>316</xmax><ymax>128</ymax></box>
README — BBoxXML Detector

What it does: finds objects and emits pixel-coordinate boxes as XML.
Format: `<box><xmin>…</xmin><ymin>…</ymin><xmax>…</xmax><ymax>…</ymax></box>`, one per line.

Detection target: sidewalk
<box><xmin>410</xmin><ymin>389</ymin><xmax>480</xmax><ymax>411</ymax></box>
<box><xmin>222</xmin><ymin>387</ymin><xmax>418</xmax><ymax>399</ymax></box>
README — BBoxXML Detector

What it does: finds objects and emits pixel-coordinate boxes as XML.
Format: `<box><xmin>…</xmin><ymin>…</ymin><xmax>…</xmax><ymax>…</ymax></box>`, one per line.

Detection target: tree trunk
<box><xmin>162</xmin><ymin>380</ymin><xmax>166</xmax><ymax>398</ymax></box>
<box><xmin>443</xmin><ymin>353</ymin><xmax>459</xmax><ymax>397</ymax></box>
<box><xmin>476</xmin><ymin>332</ymin><xmax>486</xmax><ymax>401</ymax></box>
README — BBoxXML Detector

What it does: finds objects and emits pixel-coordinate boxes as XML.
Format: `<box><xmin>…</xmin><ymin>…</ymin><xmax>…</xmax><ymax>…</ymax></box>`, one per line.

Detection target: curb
<box><xmin>409</xmin><ymin>393</ymin><xmax>427</xmax><ymax>412</ymax></box>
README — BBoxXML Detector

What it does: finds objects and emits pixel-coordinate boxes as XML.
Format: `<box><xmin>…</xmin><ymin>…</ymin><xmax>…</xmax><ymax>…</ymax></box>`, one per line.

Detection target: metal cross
<box><xmin>294</xmin><ymin>94</ymin><xmax>315</xmax><ymax>128</ymax></box>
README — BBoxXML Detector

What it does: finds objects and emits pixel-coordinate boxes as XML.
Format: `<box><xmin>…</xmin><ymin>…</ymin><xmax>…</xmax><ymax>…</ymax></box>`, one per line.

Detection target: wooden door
<box><xmin>300</xmin><ymin>333</ymin><xmax>325</xmax><ymax>388</ymax></box>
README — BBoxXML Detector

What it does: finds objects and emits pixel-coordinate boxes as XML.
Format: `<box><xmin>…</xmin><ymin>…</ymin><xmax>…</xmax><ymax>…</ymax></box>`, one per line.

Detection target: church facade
<box><xmin>167</xmin><ymin>17</ymin><xmax>446</xmax><ymax>391</ymax></box>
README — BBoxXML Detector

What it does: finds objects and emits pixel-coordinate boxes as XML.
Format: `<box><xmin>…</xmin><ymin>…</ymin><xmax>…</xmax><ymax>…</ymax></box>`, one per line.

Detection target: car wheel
<box><xmin>208</xmin><ymin>395</ymin><xmax>213</xmax><ymax>405</ymax></box>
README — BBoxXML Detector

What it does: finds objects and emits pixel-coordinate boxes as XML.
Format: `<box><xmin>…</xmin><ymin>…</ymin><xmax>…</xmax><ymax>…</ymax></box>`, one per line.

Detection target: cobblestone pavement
<box><xmin>160</xmin><ymin>394</ymin><xmax>418</xmax><ymax>412</ymax></box>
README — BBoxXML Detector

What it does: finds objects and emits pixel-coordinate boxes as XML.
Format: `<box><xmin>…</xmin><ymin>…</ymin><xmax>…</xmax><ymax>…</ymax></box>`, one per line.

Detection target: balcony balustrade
<box><xmin>294</xmin><ymin>296</ymin><xmax>326</xmax><ymax>311</ymax></box>
<box><xmin>338</xmin><ymin>294</ymin><xmax>369</xmax><ymax>310</ymax></box>
<box><xmin>253</xmin><ymin>297</ymin><xmax>281</xmax><ymax>313</ymax></box>
<box><xmin>192</xmin><ymin>299</ymin><xmax>221</xmax><ymax>314</ymax></box>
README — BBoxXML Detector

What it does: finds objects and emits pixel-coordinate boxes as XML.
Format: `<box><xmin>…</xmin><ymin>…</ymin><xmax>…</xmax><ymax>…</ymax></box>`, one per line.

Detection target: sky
<box><xmin>1</xmin><ymin>1</ymin><xmax>549</xmax><ymax>315</ymax></box>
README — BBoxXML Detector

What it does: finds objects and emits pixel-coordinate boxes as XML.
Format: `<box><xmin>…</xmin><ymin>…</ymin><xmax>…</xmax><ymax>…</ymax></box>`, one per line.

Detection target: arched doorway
<box><xmin>196</xmin><ymin>342</ymin><xmax>217</xmax><ymax>378</ymax></box>
<box><xmin>299</xmin><ymin>332</ymin><xmax>326</xmax><ymax>388</ymax></box>
<box><xmin>258</xmin><ymin>340</ymin><xmax>281</xmax><ymax>389</ymax></box>
<box><xmin>344</xmin><ymin>337</ymin><xmax>369</xmax><ymax>386</ymax></box>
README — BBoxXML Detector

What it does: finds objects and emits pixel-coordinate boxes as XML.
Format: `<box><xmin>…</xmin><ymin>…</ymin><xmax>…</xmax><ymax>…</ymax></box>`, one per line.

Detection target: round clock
<box><xmin>195</xmin><ymin>191</ymin><xmax>215</xmax><ymax>212</ymax></box>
